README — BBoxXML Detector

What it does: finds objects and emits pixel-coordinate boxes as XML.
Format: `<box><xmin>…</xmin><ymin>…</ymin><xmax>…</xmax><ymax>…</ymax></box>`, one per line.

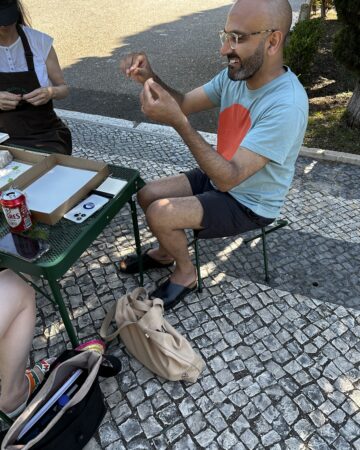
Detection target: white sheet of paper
<box><xmin>24</xmin><ymin>165</ymin><xmax>97</xmax><ymax>214</ymax></box>
<box><xmin>0</xmin><ymin>132</ymin><xmax>9</xmax><ymax>144</ymax></box>
<box><xmin>0</xmin><ymin>161</ymin><xmax>32</xmax><ymax>189</ymax></box>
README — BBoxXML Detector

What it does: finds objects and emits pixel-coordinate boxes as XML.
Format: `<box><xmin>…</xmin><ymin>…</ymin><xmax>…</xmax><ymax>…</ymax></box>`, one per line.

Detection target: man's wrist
<box><xmin>173</xmin><ymin>114</ymin><xmax>191</xmax><ymax>133</ymax></box>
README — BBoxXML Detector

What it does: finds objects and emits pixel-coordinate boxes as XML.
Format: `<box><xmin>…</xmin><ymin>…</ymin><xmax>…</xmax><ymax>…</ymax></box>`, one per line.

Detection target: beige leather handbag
<box><xmin>100</xmin><ymin>287</ymin><xmax>205</xmax><ymax>383</ymax></box>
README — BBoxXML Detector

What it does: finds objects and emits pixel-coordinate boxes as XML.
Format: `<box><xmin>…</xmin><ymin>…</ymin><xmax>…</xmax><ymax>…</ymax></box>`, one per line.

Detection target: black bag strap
<box><xmin>98</xmin><ymin>355</ymin><xmax>122</xmax><ymax>378</ymax></box>
<box><xmin>16</xmin><ymin>24</ymin><xmax>35</xmax><ymax>72</ymax></box>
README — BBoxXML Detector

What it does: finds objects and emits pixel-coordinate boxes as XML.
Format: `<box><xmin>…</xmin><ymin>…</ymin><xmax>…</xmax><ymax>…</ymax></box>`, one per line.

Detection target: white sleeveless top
<box><xmin>0</xmin><ymin>25</ymin><xmax>53</xmax><ymax>87</ymax></box>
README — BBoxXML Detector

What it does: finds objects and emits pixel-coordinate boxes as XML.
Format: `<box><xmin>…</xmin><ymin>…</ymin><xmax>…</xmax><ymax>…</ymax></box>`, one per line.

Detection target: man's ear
<box><xmin>267</xmin><ymin>30</ymin><xmax>283</xmax><ymax>55</ymax></box>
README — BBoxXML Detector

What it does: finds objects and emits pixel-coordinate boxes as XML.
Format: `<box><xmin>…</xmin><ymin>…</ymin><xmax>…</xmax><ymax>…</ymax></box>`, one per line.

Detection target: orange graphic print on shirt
<box><xmin>217</xmin><ymin>104</ymin><xmax>251</xmax><ymax>161</ymax></box>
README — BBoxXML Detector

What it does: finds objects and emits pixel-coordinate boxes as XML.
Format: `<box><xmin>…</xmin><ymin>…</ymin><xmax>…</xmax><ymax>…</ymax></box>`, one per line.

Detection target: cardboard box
<box><xmin>0</xmin><ymin>145</ymin><xmax>47</xmax><ymax>191</ymax></box>
<box><xmin>11</xmin><ymin>152</ymin><xmax>109</xmax><ymax>225</ymax></box>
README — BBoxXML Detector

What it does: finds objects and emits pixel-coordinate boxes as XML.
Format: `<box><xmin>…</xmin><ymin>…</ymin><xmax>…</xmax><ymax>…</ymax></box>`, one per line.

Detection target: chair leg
<box><xmin>244</xmin><ymin>219</ymin><xmax>288</xmax><ymax>282</ymax></box>
<box><xmin>193</xmin><ymin>237</ymin><xmax>203</xmax><ymax>293</ymax></box>
<box><xmin>261</xmin><ymin>227</ymin><xmax>270</xmax><ymax>283</ymax></box>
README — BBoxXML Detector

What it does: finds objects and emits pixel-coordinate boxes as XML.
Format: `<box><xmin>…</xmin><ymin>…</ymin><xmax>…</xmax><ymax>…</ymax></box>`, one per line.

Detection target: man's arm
<box><xmin>141</xmin><ymin>79</ymin><xmax>269</xmax><ymax>191</ymax></box>
<box><xmin>174</xmin><ymin>117</ymin><xmax>269</xmax><ymax>191</ymax></box>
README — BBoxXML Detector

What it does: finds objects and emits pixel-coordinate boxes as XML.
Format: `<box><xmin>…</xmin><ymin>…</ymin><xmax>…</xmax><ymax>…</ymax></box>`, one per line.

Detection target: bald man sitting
<box><xmin>119</xmin><ymin>0</ymin><xmax>308</xmax><ymax>310</ymax></box>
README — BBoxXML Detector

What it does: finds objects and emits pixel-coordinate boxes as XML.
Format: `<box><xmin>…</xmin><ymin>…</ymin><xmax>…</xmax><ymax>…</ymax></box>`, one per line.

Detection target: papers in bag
<box><xmin>17</xmin><ymin>369</ymin><xmax>83</xmax><ymax>440</ymax></box>
<box><xmin>0</xmin><ymin>132</ymin><xmax>9</xmax><ymax>144</ymax></box>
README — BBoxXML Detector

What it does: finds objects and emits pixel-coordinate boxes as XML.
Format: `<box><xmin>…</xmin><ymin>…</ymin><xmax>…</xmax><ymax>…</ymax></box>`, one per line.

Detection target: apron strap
<box><xmin>16</xmin><ymin>24</ymin><xmax>35</xmax><ymax>72</ymax></box>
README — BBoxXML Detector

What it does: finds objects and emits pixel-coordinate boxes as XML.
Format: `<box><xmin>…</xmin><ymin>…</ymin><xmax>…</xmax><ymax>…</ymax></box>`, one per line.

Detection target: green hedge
<box><xmin>284</xmin><ymin>18</ymin><xmax>324</xmax><ymax>81</ymax></box>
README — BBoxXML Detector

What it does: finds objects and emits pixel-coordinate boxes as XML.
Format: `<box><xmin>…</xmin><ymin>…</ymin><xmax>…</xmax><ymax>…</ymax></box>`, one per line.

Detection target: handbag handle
<box><xmin>100</xmin><ymin>302</ymin><xmax>134</xmax><ymax>341</ymax></box>
<box><xmin>128</xmin><ymin>288</ymin><xmax>164</xmax><ymax>313</ymax></box>
<box><xmin>128</xmin><ymin>296</ymin><xmax>164</xmax><ymax>314</ymax></box>
<box><xmin>99</xmin><ymin>291</ymin><xmax>164</xmax><ymax>342</ymax></box>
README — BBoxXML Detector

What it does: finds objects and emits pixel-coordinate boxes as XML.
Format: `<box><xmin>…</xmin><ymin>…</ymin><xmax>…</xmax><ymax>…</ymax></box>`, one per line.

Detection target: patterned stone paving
<box><xmin>4</xmin><ymin>117</ymin><xmax>360</xmax><ymax>449</ymax></box>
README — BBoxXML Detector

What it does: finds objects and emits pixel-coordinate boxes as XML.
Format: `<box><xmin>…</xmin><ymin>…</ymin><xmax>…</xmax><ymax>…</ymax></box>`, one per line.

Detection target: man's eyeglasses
<box><xmin>219</xmin><ymin>29</ymin><xmax>275</xmax><ymax>49</ymax></box>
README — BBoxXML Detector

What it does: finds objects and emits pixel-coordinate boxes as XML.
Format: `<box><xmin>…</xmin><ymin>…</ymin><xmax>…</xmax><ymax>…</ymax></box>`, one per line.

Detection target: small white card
<box><xmin>95</xmin><ymin>177</ymin><xmax>127</xmax><ymax>196</ymax></box>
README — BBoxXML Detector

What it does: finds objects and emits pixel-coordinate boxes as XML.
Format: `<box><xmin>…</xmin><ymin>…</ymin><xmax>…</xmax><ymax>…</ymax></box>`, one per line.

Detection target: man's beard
<box><xmin>227</xmin><ymin>40</ymin><xmax>265</xmax><ymax>81</ymax></box>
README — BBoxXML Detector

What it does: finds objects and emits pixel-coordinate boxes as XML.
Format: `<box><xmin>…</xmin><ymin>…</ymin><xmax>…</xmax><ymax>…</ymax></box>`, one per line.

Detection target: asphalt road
<box><xmin>25</xmin><ymin>0</ymin><xmax>234</xmax><ymax>132</ymax></box>
<box><xmin>26</xmin><ymin>0</ymin><xmax>303</xmax><ymax>133</ymax></box>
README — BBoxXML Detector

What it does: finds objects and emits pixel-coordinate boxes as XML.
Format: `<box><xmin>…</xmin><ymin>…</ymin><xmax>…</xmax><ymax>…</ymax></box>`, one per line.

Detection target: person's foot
<box><xmin>151</xmin><ymin>278</ymin><xmax>197</xmax><ymax>310</ymax></box>
<box><xmin>0</xmin><ymin>376</ymin><xmax>28</xmax><ymax>415</ymax></box>
<box><xmin>151</xmin><ymin>267</ymin><xmax>197</xmax><ymax>310</ymax></box>
<box><xmin>119</xmin><ymin>248</ymin><xmax>174</xmax><ymax>274</ymax></box>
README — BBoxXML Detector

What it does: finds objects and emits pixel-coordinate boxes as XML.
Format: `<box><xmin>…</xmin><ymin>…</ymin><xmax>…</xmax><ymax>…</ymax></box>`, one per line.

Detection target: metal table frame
<box><xmin>0</xmin><ymin>164</ymin><xmax>144</xmax><ymax>349</ymax></box>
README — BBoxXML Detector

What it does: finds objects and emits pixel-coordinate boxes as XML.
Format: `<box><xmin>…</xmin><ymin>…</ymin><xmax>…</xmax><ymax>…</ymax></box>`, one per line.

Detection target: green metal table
<box><xmin>0</xmin><ymin>164</ymin><xmax>145</xmax><ymax>349</ymax></box>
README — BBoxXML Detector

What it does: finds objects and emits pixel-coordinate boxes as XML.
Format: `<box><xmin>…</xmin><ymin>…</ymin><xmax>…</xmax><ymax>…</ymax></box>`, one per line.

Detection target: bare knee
<box><xmin>138</xmin><ymin>174</ymin><xmax>193</xmax><ymax>211</ymax></box>
<box><xmin>137</xmin><ymin>183</ymin><xmax>160</xmax><ymax>211</ymax></box>
<box><xmin>146</xmin><ymin>199</ymin><xmax>173</xmax><ymax>233</ymax></box>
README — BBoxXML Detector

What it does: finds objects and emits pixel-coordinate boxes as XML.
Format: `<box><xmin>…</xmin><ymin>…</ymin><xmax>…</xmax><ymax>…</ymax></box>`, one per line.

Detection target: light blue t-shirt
<box><xmin>203</xmin><ymin>67</ymin><xmax>308</xmax><ymax>218</ymax></box>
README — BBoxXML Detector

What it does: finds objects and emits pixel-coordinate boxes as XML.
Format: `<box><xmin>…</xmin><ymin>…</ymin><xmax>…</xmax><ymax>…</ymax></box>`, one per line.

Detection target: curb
<box><xmin>56</xmin><ymin>108</ymin><xmax>360</xmax><ymax>167</ymax></box>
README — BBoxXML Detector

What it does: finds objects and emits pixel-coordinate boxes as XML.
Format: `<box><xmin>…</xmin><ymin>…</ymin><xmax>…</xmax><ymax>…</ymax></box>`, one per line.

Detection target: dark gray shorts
<box><xmin>184</xmin><ymin>168</ymin><xmax>274</xmax><ymax>239</ymax></box>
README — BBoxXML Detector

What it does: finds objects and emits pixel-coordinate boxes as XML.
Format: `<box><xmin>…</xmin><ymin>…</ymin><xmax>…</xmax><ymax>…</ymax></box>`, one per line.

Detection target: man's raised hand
<box><xmin>140</xmin><ymin>78</ymin><xmax>186</xmax><ymax>128</ymax></box>
<box><xmin>120</xmin><ymin>53</ymin><xmax>154</xmax><ymax>85</ymax></box>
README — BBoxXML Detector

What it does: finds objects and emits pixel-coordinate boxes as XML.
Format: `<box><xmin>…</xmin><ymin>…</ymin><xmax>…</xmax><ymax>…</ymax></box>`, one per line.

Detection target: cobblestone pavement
<box><xmin>12</xmin><ymin>115</ymin><xmax>360</xmax><ymax>449</ymax></box>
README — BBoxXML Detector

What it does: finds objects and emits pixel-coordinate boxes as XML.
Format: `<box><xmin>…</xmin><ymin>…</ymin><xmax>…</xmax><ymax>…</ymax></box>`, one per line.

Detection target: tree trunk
<box><xmin>346</xmin><ymin>80</ymin><xmax>360</xmax><ymax>129</ymax></box>
<box><xmin>321</xmin><ymin>0</ymin><xmax>326</xmax><ymax>17</ymax></box>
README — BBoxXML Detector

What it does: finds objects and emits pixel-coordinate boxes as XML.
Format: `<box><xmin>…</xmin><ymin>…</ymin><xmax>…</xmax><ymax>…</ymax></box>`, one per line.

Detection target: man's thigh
<box><xmin>138</xmin><ymin>173</ymin><xmax>193</xmax><ymax>209</ymax></box>
<box><xmin>147</xmin><ymin>195</ymin><xmax>205</xmax><ymax>231</ymax></box>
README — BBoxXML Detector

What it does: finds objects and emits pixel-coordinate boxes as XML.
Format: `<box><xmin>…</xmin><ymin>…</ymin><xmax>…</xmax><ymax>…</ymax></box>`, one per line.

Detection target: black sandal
<box><xmin>150</xmin><ymin>278</ymin><xmax>197</xmax><ymax>310</ymax></box>
<box><xmin>119</xmin><ymin>249</ymin><xmax>174</xmax><ymax>274</ymax></box>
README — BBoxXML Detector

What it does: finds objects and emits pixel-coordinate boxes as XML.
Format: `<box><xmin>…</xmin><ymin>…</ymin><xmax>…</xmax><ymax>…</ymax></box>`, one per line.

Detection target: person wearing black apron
<box><xmin>0</xmin><ymin>0</ymin><xmax>72</xmax><ymax>154</ymax></box>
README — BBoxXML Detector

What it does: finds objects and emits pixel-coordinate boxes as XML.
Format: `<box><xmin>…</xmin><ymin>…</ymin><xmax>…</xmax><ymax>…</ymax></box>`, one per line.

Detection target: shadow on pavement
<box><xmin>56</xmin><ymin>5</ymin><xmax>229</xmax><ymax>133</ymax></box>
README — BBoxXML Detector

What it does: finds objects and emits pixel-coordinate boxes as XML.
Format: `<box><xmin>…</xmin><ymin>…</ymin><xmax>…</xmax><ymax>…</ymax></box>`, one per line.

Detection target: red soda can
<box><xmin>0</xmin><ymin>189</ymin><xmax>32</xmax><ymax>232</ymax></box>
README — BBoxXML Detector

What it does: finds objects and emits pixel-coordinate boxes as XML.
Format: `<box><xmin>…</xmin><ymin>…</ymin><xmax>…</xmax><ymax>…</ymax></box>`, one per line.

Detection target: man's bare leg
<box><xmin>146</xmin><ymin>195</ymin><xmax>204</xmax><ymax>287</ymax></box>
<box><xmin>137</xmin><ymin>173</ymin><xmax>194</xmax><ymax>264</ymax></box>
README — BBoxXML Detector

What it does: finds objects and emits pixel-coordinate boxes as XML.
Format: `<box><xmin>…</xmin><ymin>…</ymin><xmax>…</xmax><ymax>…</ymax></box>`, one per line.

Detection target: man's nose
<box><xmin>220</xmin><ymin>40</ymin><xmax>232</xmax><ymax>56</ymax></box>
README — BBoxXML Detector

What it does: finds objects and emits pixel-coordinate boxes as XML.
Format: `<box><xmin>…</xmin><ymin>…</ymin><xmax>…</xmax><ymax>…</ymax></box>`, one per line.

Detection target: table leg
<box><xmin>47</xmin><ymin>278</ymin><xmax>79</xmax><ymax>348</ymax></box>
<box><xmin>129</xmin><ymin>197</ymin><xmax>143</xmax><ymax>286</ymax></box>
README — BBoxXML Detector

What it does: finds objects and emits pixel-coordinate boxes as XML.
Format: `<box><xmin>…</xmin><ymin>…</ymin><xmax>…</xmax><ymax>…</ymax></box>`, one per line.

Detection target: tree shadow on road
<box><xmin>56</xmin><ymin>5</ymin><xmax>230</xmax><ymax>133</ymax></box>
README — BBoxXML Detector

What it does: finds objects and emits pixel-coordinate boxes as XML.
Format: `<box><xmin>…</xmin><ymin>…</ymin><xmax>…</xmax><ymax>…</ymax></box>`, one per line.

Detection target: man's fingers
<box><xmin>142</xmin><ymin>80</ymin><xmax>156</xmax><ymax>104</ymax></box>
<box><xmin>146</xmin><ymin>78</ymin><xmax>164</xmax><ymax>99</ymax></box>
<box><xmin>129</xmin><ymin>53</ymin><xmax>145</xmax><ymax>71</ymax></box>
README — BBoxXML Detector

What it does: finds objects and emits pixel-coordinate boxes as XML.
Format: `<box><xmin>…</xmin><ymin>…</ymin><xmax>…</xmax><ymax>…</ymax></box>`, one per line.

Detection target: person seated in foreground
<box><xmin>119</xmin><ymin>0</ymin><xmax>308</xmax><ymax>310</ymax></box>
<box><xmin>0</xmin><ymin>269</ymin><xmax>105</xmax><ymax>420</ymax></box>
<box><xmin>0</xmin><ymin>270</ymin><xmax>54</xmax><ymax>419</ymax></box>
<box><xmin>0</xmin><ymin>0</ymin><xmax>72</xmax><ymax>154</ymax></box>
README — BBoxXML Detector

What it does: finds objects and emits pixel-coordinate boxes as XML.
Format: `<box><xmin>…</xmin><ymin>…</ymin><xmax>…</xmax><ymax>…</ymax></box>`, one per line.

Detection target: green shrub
<box><xmin>284</xmin><ymin>18</ymin><xmax>324</xmax><ymax>82</ymax></box>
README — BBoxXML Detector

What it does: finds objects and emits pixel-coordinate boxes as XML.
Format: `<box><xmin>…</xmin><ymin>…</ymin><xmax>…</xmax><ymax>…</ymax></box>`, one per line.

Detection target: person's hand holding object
<box><xmin>22</xmin><ymin>87</ymin><xmax>54</xmax><ymax>106</ymax></box>
<box><xmin>140</xmin><ymin>78</ymin><xmax>186</xmax><ymax>128</ymax></box>
<box><xmin>120</xmin><ymin>52</ymin><xmax>155</xmax><ymax>85</ymax></box>
<box><xmin>0</xmin><ymin>91</ymin><xmax>21</xmax><ymax>110</ymax></box>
